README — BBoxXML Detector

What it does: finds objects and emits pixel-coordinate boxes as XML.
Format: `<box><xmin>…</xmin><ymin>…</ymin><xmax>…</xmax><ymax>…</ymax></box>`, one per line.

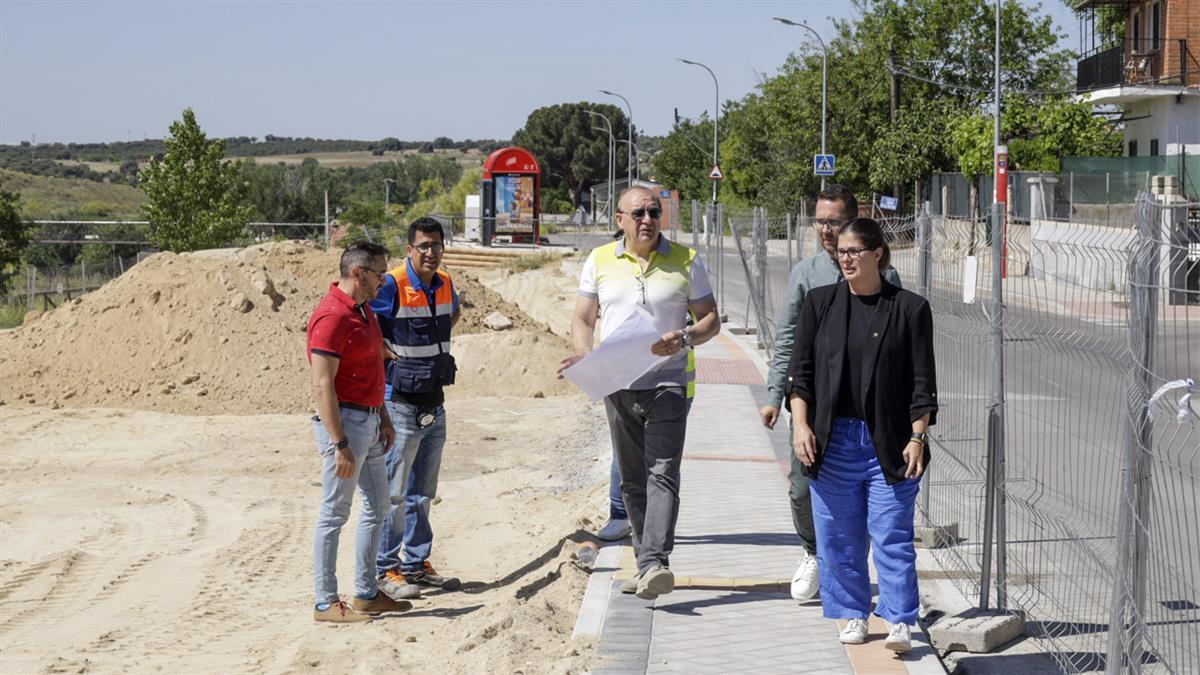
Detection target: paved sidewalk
<box><xmin>575</xmin><ymin>331</ymin><xmax>946</xmax><ymax>675</ymax></box>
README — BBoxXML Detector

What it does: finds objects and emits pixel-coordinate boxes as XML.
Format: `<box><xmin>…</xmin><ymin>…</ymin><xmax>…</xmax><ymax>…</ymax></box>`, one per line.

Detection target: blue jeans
<box><xmin>810</xmin><ymin>417</ymin><xmax>921</xmax><ymax>623</ymax></box>
<box><xmin>609</xmin><ymin>398</ymin><xmax>691</xmax><ymax>520</ymax></box>
<box><xmin>312</xmin><ymin>407</ymin><xmax>390</xmax><ymax>605</ymax></box>
<box><xmin>376</xmin><ymin>399</ymin><xmax>446</xmax><ymax>575</ymax></box>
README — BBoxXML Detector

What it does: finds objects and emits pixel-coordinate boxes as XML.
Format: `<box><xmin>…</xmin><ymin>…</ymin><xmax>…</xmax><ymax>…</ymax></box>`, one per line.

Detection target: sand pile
<box><xmin>0</xmin><ymin>241</ymin><xmax>577</xmax><ymax>414</ymax></box>
<box><xmin>463</xmin><ymin>263</ymin><xmax>583</xmax><ymax>339</ymax></box>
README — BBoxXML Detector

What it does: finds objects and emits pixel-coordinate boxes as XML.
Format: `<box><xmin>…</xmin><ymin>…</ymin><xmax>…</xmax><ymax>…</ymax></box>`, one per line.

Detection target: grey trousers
<box><xmin>787</xmin><ymin>443</ymin><xmax>818</xmax><ymax>556</ymax></box>
<box><xmin>604</xmin><ymin>386</ymin><xmax>689</xmax><ymax>573</ymax></box>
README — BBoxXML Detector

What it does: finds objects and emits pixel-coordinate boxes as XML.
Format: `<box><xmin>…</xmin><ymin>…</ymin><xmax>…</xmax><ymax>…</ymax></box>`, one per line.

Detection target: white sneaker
<box><xmin>790</xmin><ymin>551</ymin><xmax>819</xmax><ymax>601</ymax></box>
<box><xmin>839</xmin><ymin>618</ymin><xmax>869</xmax><ymax>644</ymax></box>
<box><xmin>884</xmin><ymin>622</ymin><xmax>912</xmax><ymax>653</ymax></box>
<box><xmin>596</xmin><ymin>518</ymin><xmax>632</xmax><ymax>541</ymax></box>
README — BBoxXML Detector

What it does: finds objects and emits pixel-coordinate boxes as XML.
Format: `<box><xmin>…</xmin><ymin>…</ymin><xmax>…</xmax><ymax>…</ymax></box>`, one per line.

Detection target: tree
<box><xmin>139</xmin><ymin>109</ymin><xmax>252</xmax><ymax>251</ymax></box>
<box><xmin>0</xmin><ymin>186</ymin><xmax>30</xmax><ymax>295</ymax></box>
<box><xmin>707</xmin><ymin>0</ymin><xmax>1074</xmax><ymax>212</ymax></box>
<box><xmin>652</xmin><ymin>115</ymin><xmax>720</xmax><ymax>205</ymax></box>
<box><xmin>511</xmin><ymin>102</ymin><xmax>629</xmax><ymax>208</ymax></box>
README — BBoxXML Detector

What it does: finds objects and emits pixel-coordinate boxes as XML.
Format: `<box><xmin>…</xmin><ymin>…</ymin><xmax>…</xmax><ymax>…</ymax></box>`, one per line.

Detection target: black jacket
<box><xmin>785</xmin><ymin>280</ymin><xmax>938</xmax><ymax>484</ymax></box>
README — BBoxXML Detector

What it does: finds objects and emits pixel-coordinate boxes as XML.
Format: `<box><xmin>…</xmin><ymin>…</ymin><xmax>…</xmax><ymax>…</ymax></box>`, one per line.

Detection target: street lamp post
<box><xmin>600</xmin><ymin>89</ymin><xmax>634</xmax><ymax>190</ymax></box>
<box><xmin>678</xmin><ymin>58</ymin><xmax>720</xmax><ymax>205</ymax></box>
<box><xmin>617</xmin><ymin>139</ymin><xmax>639</xmax><ymax>181</ymax></box>
<box><xmin>586</xmin><ymin>110</ymin><xmax>615</xmax><ymax>226</ymax></box>
<box><xmin>383</xmin><ymin>178</ymin><xmax>396</xmax><ymax>210</ymax></box>
<box><xmin>774</xmin><ymin>17</ymin><xmax>828</xmax><ymax>190</ymax></box>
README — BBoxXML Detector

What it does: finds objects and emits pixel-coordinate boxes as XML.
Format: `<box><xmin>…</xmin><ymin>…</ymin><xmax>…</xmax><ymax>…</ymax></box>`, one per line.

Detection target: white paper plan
<box><xmin>563</xmin><ymin>306</ymin><xmax>669</xmax><ymax>401</ymax></box>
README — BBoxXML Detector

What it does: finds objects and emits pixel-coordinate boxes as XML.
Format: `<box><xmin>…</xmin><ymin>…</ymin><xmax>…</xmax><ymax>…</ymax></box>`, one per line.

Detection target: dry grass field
<box><xmin>0</xmin><ymin>168</ymin><xmax>145</xmax><ymax>219</ymax></box>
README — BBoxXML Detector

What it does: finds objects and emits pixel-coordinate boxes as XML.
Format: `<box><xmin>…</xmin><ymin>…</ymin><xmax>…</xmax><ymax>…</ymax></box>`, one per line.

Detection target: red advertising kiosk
<box><xmin>481</xmin><ymin>146</ymin><xmax>541</xmax><ymax>246</ymax></box>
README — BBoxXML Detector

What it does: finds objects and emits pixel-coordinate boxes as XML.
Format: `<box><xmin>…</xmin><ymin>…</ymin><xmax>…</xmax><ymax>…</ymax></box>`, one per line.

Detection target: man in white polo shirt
<box><xmin>559</xmin><ymin>186</ymin><xmax>720</xmax><ymax>600</ymax></box>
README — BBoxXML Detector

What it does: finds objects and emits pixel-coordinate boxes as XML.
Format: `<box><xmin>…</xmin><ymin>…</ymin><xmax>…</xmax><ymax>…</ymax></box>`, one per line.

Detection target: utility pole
<box><xmin>888</xmin><ymin>41</ymin><xmax>901</xmax><ymax>209</ymax></box>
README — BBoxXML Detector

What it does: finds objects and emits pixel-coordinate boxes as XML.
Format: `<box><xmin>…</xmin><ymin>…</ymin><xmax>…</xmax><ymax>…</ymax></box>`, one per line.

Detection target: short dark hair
<box><xmin>339</xmin><ymin>242</ymin><xmax>388</xmax><ymax>278</ymax></box>
<box><xmin>817</xmin><ymin>184</ymin><xmax>858</xmax><ymax>219</ymax></box>
<box><xmin>408</xmin><ymin>217</ymin><xmax>445</xmax><ymax>244</ymax></box>
<box><xmin>838</xmin><ymin>217</ymin><xmax>891</xmax><ymax>270</ymax></box>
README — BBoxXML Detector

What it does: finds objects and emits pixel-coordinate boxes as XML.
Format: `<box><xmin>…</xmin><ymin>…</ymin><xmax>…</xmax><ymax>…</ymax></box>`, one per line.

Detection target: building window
<box><xmin>1150</xmin><ymin>2</ymin><xmax>1161</xmax><ymax>52</ymax></box>
<box><xmin>1150</xmin><ymin>139</ymin><xmax>1159</xmax><ymax>156</ymax></box>
<box><xmin>1131</xmin><ymin>8</ymin><xmax>1141</xmax><ymax>53</ymax></box>
<box><xmin>1129</xmin><ymin>140</ymin><xmax>1139</xmax><ymax>157</ymax></box>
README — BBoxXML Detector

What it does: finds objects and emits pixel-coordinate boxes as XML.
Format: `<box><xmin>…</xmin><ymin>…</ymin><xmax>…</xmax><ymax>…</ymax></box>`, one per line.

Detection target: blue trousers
<box><xmin>376</xmin><ymin>400</ymin><xmax>446</xmax><ymax>575</ymax></box>
<box><xmin>810</xmin><ymin>417</ymin><xmax>921</xmax><ymax>623</ymax></box>
<box><xmin>312</xmin><ymin>407</ymin><xmax>389</xmax><ymax>604</ymax></box>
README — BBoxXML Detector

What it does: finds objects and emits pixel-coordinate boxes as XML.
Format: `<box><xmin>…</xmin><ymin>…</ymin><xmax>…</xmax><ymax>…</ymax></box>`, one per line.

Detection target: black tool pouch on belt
<box><xmin>433</xmin><ymin>353</ymin><xmax>457</xmax><ymax>387</ymax></box>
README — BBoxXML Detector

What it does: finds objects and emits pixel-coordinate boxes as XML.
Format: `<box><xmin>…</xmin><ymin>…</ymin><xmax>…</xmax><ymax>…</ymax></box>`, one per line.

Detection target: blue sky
<box><xmin>0</xmin><ymin>1</ymin><xmax>1082</xmax><ymax>145</ymax></box>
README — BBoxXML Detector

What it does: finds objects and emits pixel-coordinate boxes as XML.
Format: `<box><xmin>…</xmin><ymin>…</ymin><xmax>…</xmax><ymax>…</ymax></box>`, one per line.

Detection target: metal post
<box><xmin>786</xmin><ymin>212</ymin><xmax>793</xmax><ymax>271</ymax></box>
<box><xmin>599</xmin><ymin>89</ymin><xmax>633</xmax><ymax>190</ymax></box>
<box><xmin>678</xmin><ymin>59</ymin><xmax>719</xmax><ymax>205</ymax></box>
<box><xmin>1069</xmin><ymin>171</ymin><xmax>1075</xmax><ymax>218</ymax></box>
<box><xmin>324</xmin><ymin>190</ymin><xmax>330</xmax><ymax>250</ymax></box>
<box><xmin>691</xmin><ymin>200</ymin><xmax>700</xmax><ymax>251</ymax></box>
<box><xmin>1106</xmin><ymin>196</ymin><xmax>1159</xmax><ymax>674</ymax></box>
<box><xmin>717</xmin><ymin>202</ymin><xmax>725</xmax><ymax>312</ymax></box>
<box><xmin>1106</xmin><ymin>172</ymin><xmax>1111</xmax><ymax>226</ymax></box>
<box><xmin>917</xmin><ymin>203</ymin><xmax>933</xmax><ymax>522</ymax></box>
<box><xmin>775</xmin><ymin>18</ymin><xmax>828</xmax><ymax>189</ymax></box>
<box><xmin>26</xmin><ymin>265</ymin><xmax>34</xmax><ymax>312</ymax></box>
<box><xmin>978</xmin><ymin>201</ymin><xmax>1008</xmax><ymax>610</ymax></box>
<box><xmin>587</xmin><ymin>110</ymin><xmax>615</xmax><ymax>227</ymax></box>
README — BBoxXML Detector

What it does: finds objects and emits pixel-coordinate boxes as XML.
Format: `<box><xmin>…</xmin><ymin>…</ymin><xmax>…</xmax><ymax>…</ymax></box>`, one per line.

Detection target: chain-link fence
<box><xmin>723</xmin><ymin>191</ymin><xmax>1199</xmax><ymax>673</ymax></box>
<box><xmin>4</xmin><ymin>253</ymin><xmax>148</xmax><ymax>315</ymax></box>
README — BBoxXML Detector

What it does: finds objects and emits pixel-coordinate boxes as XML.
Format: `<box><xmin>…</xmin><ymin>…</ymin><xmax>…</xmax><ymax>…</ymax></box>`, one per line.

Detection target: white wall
<box><xmin>1123</xmin><ymin>95</ymin><xmax>1200</xmax><ymax>155</ymax></box>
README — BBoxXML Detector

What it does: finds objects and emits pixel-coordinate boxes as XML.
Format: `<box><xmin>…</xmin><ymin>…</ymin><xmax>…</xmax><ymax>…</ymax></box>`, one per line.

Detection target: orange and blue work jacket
<box><xmin>369</xmin><ymin>259</ymin><xmax>459</xmax><ymax>397</ymax></box>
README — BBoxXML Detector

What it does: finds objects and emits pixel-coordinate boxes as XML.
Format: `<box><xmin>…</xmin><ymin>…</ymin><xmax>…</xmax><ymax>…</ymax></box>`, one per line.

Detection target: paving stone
<box><xmin>587</xmin><ymin>342</ymin><xmax>938</xmax><ymax>675</ymax></box>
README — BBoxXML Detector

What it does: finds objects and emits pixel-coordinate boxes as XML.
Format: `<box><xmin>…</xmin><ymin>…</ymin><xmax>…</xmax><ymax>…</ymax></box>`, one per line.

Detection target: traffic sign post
<box><xmin>813</xmin><ymin>154</ymin><xmax>835</xmax><ymax>176</ymax></box>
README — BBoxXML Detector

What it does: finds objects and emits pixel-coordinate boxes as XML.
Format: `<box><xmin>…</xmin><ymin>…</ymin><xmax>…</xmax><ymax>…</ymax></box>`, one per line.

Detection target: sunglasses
<box><xmin>620</xmin><ymin>207</ymin><xmax>662</xmax><ymax>220</ymax></box>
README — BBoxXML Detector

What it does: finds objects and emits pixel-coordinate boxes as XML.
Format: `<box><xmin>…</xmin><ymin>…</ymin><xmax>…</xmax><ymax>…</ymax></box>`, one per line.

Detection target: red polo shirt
<box><xmin>306</xmin><ymin>282</ymin><xmax>385</xmax><ymax>407</ymax></box>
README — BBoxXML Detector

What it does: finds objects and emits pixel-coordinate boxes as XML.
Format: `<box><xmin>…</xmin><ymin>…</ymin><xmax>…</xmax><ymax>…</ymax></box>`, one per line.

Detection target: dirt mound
<box><xmin>0</xmin><ymin>242</ymin><xmax>577</xmax><ymax>414</ymax></box>
<box><xmin>454</xmin><ymin>331</ymin><xmax>575</xmax><ymax>398</ymax></box>
<box><xmin>450</xmin><ymin>269</ymin><xmax>559</xmax><ymax>336</ymax></box>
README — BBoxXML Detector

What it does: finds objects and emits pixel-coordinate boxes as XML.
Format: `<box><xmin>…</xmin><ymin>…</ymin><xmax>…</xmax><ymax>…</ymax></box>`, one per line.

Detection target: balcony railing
<box><xmin>1077</xmin><ymin>44</ymin><xmax>1125</xmax><ymax>90</ymax></box>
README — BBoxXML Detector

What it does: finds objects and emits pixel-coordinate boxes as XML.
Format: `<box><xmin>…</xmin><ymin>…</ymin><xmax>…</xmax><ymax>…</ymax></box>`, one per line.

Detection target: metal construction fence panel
<box><xmin>723</xmin><ymin>194</ymin><xmax>1199</xmax><ymax>673</ymax></box>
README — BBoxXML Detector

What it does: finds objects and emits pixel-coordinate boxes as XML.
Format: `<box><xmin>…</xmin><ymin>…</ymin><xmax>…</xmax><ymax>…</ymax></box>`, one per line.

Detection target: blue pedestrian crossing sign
<box><xmin>813</xmin><ymin>154</ymin><xmax>835</xmax><ymax>176</ymax></box>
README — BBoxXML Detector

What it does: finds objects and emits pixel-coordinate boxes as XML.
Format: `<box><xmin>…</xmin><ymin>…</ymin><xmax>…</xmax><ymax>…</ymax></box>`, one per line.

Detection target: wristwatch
<box><xmin>910</xmin><ymin>431</ymin><xmax>928</xmax><ymax>444</ymax></box>
<box><xmin>335</xmin><ymin>437</ymin><xmax>350</xmax><ymax>450</ymax></box>
<box><xmin>679</xmin><ymin>328</ymin><xmax>693</xmax><ymax>349</ymax></box>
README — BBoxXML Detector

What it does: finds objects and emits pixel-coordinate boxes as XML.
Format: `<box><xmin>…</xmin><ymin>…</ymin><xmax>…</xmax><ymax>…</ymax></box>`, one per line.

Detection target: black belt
<box><xmin>339</xmin><ymin>402</ymin><xmax>382</xmax><ymax>415</ymax></box>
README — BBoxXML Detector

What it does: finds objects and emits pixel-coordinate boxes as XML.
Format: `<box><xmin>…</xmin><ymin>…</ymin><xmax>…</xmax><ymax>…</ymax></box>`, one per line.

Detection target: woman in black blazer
<box><xmin>786</xmin><ymin>217</ymin><xmax>937</xmax><ymax>653</ymax></box>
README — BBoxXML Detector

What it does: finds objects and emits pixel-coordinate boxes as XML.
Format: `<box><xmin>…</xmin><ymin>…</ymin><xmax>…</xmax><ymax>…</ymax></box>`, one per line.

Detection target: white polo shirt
<box><xmin>578</xmin><ymin>235</ymin><xmax>712</xmax><ymax>389</ymax></box>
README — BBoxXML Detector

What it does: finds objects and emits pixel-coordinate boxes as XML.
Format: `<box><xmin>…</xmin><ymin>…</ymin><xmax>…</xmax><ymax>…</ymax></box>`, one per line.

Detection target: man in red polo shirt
<box><xmin>307</xmin><ymin>242</ymin><xmax>411</xmax><ymax>623</ymax></box>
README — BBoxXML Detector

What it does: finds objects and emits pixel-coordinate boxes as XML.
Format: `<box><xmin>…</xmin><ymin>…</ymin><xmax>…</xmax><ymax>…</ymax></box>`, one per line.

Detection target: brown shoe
<box><xmin>351</xmin><ymin>592</ymin><xmax>413</xmax><ymax>615</ymax></box>
<box><xmin>314</xmin><ymin>600</ymin><xmax>371</xmax><ymax>623</ymax></box>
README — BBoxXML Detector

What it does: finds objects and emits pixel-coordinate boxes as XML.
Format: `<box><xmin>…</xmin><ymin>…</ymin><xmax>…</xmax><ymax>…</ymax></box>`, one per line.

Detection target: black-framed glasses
<box><xmin>815</xmin><ymin>218</ymin><xmax>846</xmax><ymax>231</ymax></box>
<box><xmin>412</xmin><ymin>242</ymin><xmax>445</xmax><ymax>254</ymax></box>
<box><xmin>619</xmin><ymin>207</ymin><xmax>662</xmax><ymax>220</ymax></box>
<box><xmin>836</xmin><ymin>247</ymin><xmax>876</xmax><ymax>260</ymax></box>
